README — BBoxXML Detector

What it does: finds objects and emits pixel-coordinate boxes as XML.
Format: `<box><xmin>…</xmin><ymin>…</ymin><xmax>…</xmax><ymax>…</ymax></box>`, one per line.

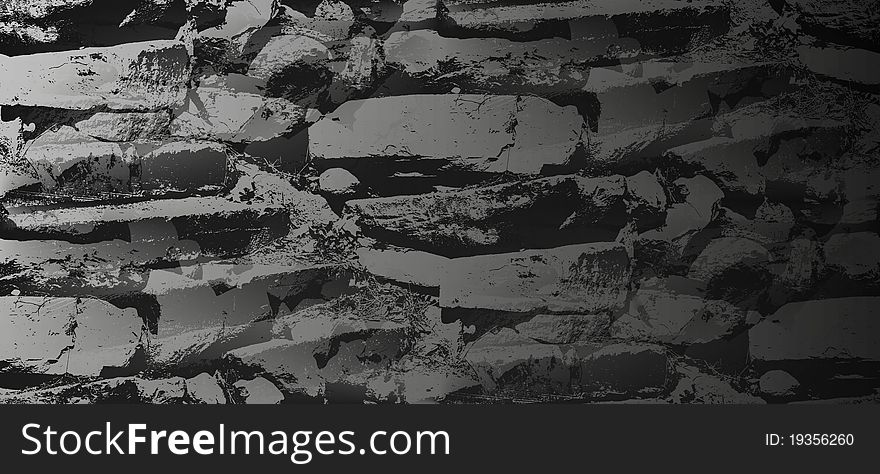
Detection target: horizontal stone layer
<box><xmin>0</xmin><ymin>40</ymin><xmax>190</xmax><ymax>110</ymax></box>
<box><xmin>348</xmin><ymin>172</ymin><xmax>667</xmax><ymax>255</ymax></box>
<box><xmin>308</xmin><ymin>94</ymin><xmax>587</xmax><ymax>176</ymax></box>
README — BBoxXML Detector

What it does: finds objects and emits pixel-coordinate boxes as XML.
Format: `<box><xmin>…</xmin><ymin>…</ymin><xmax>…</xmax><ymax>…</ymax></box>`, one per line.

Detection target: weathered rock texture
<box><xmin>1</xmin><ymin>0</ymin><xmax>878</xmax><ymax>405</ymax></box>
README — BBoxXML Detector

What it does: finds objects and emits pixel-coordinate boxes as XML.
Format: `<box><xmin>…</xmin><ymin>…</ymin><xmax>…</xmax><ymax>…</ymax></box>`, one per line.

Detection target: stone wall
<box><xmin>0</xmin><ymin>0</ymin><xmax>878</xmax><ymax>404</ymax></box>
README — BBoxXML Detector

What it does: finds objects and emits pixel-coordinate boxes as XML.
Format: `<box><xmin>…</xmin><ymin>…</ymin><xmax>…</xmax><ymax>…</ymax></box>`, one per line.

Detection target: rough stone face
<box><xmin>668</xmin><ymin>364</ymin><xmax>764</xmax><ymax>404</ymax></box>
<box><xmin>687</xmin><ymin>237</ymin><xmax>771</xmax><ymax>300</ymax></box>
<box><xmin>170</xmin><ymin>83</ymin><xmax>308</xmax><ymax>143</ymax></box>
<box><xmin>348</xmin><ymin>173</ymin><xmax>666</xmax><ymax>255</ymax></box>
<box><xmin>147</xmin><ymin>320</ymin><xmax>275</xmax><ymax>370</ymax></box>
<box><xmin>200</xmin><ymin>0</ymin><xmax>275</xmax><ymax>41</ymax></box>
<box><xmin>514</xmin><ymin>314</ymin><xmax>610</xmax><ymax>344</ymax></box>
<box><xmin>73</xmin><ymin>111</ymin><xmax>171</xmax><ymax>142</ymax></box>
<box><xmin>750</xmin><ymin>297</ymin><xmax>880</xmax><ymax>363</ymax></box>
<box><xmin>665</xmin><ymin>137</ymin><xmax>765</xmax><ymax>199</ymax></box>
<box><xmin>0</xmin><ymin>115</ymin><xmax>30</xmax><ymax>194</ymax></box>
<box><xmin>759</xmin><ymin>370</ymin><xmax>801</xmax><ymax>398</ymax></box>
<box><xmin>23</xmin><ymin>133</ymin><xmax>230</xmax><ymax>199</ymax></box>
<box><xmin>466</xmin><ymin>331</ymin><xmax>671</xmax><ymax>401</ymax></box>
<box><xmin>441</xmin><ymin>243</ymin><xmax>630</xmax><ymax>314</ymax></box>
<box><xmin>308</xmin><ymin>94</ymin><xmax>587</xmax><ymax>176</ymax></box>
<box><xmin>398</xmin><ymin>0</ymin><xmax>441</xmax><ymax>24</ymax></box>
<box><xmin>0</xmin><ymin>376</ymin><xmax>198</xmax><ymax>403</ymax></box>
<box><xmin>587</xmin><ymin>51</ymin><xmax>787</xmax><ymax>142</ymax></box>
<box><xmin>142</xmin><ymin>264</ymin><xmax>344</xmax><ymax>338</ymax></box>
<box><xmin>0</xmin><ymin>296</ymin><xmax>142</xmax><ymax>377</ymax></box>
<box><xmin>640</xmin><ymin>175</ymin><xmax>723</xmax><ymax>242</ymax></box>
<box><xmin>612</xmin><ymin>289</ymin><xmax>748</xmax><ymax>345</ymax></box>
<box><xmin>384</xmin><ymin>30</ymin><xmax>642</xmax><ymax>95</ymax></box>
<box><xmin>716</xmin><ymin>203</ymin><xmax>795</xmax><ymax>245</ymax></box>
<box><xmin>442</xmin><ymin>0</ymin><xmax>729</xmax><ymax>42</ymax></box>
<box><xmin>788</xmin><ymin>0</ymin><xmax>880</xmax><ymax>50</ymax></box>
<box><xmin>797</xmin><ymin>45</ymin><xmax>880</xmax><ymax>86</ymax></box>
<box><xmin>0</xmin><ymin>0</ymin><xmax>193</xmax><ymax>54</ymax></box>
<box><xmin>4</xmin><ymin>196</ymin><xmax>288</xmax><ymax>245</ymax></box>
<box><xmin>357</xmin><ymin>363</ymin><xmax>480</xmax><ymax>404</ymax></box>
<box><xmin>778</xmin><ymin>237</ymin><xmax>823</xmax><ymax>292</ymax></box>
<box><xmin>187</xmin><ymin>372</ymin><xmax>228</xmax><ymax>404</ymax></box>
<box><xmin>0</xmin><ymin>237</ymin><xmax>199</xmax><ymax>299</ymax></box>
<box><xmin>0</xmin><ymin>40</ymin><xmax>190</xmax><ymax>110</ymax></box>
<box><xmin>0</xmin><ymin>0</ymin><xmax>874</xmax><ymax>407</ymax></box>
<box><xmin>247</xmin><ymin>34</ymin><xmax>330</xmax><ymax>82</ymax></box>
<box><xmin>464</xmin><ymin>328</ymin><xmax>573</xmax><ymax>397</ymax></box>
<box><xmin>335</xmin><ymin>36</ymin><xmax>386</xmax><ymax>91</ymax></box>
<box><xmin>823</xmin><ymin>232</ymin><xmax>880</xmax><ymax>283</ymax></box>
<box><xmin>234</xmin><ymin>377</ymin><xmax>284</xmax><ymax>404</ymax></box>
<box><xmin>318</xmin><ymin>168</ymin><xmax>360</xmax><ymax>196</ymax></box>
<box><xmin>573</xmin><ymin>342</ymin><xmax>672</xmax><ymax>399</ymax></box>
<box><xmin>356</xmin><ymin>248</ymin><xmax>449</xmax><ymax>288</ymax></box>
<box><xmin>224</xmin><ymin>305</ymin><xmax>411</xmax><ymax>397</ymax></box>
<box><xmin>277</xmin><ymin>4</ymin><xmax>354</xmax><ymax>42</ymax></box>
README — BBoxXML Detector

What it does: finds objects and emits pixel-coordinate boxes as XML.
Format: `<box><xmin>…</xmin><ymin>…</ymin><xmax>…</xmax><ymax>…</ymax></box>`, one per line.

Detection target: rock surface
<box><xmin>0</xmin><ymin>40</ymin><xmax>190</xmax><ymax>110</ymax></box>
<box><xmin>441</xmin><ymin>243</ymin><xmax>630</xmax><ymax>314</ymax></box>
<box><xmin>0</xmin><ymin>296</ymin><xmax>142</xmax><ymax>377</ymax></box>
<box><xmin>308</xmin><ymin>94</ymin><xmax>587</xmax><ymax>176</ymax></box>
<box><xmin>0</xmin><ymin>0</ymin><xmax>876</xmax><ymax>406</ymax></box>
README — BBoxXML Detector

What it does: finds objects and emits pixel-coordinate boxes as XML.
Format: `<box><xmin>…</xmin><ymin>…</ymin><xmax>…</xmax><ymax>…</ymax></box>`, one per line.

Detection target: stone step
<box><xmin>308</xmin><ymin>94</ymin><xmax>587</xmax><ymax>182</ymax></box>
<box><xmin>347</xmin><ymin>172</ymin><xmax>667</xmax><ymax>255</ymax></box>
<box><xmin>0</xmin><ymin>40</ymin><xmax>190</xmax><ymax>111</ymax></box>
<box><xmin>441</xmin><ymin>0</ymin><xmax>730</xmax><ymax>43</ymax></box>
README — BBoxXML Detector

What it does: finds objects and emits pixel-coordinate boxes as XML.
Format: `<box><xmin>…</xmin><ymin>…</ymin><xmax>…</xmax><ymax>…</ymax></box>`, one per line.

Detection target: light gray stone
<box><xmin>0</xmin><ymin>296</ymin><xmax>142</xmax><ymax>377</ymax></box>
<box><xmin>234</xmin><ymin>377</ymin><xmax>284</xmax><ymax>404</ymax></box>
<box><xmin>308</xmin><ymin>94</ymin><xmax>587</xmax><ymax>175</ymax></box>
<box><xmin>441</xmin><ymin>243</ymin><xmax>630</xmax><ymax>314</ymax></box>
<box><xmin>0</xmin><ymin>40</ymin><xmax>190</xmax><ymax>110</ymax></box>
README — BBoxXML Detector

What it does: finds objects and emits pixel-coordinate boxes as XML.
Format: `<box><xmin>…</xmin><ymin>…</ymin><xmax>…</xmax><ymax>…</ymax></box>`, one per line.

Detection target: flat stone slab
<box><xmin>0</xmin><ymin>40</ymin><xmax>190</xmax><ymax>110</ymax></box>
<box><xmin>4</xmin><ymin>196</ymin><xmax>289</xmax><ymax>247</ymax></box>
<box><xmin>0</xmin><ymin>296</ymin><xmax>142</xmax><ymax>377</ymax></box>
<box><xmin>441</xmin><ymin>242</ymin><xmax>630</xmax><ymax>314</ymax></box>
<box><xmin>749</xmin><ymin>297</ymin><xmax>880</xmax><ymax>362</ymax></box>
<box><xmin>308</xmin><ymin>94</ymin><xmax>587</xmax><ymax>175</ymax></box>
<box><xmin>348</xmin><ymin>172</ymin><xmax>666</xmax><ymax>256</ymax></box>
